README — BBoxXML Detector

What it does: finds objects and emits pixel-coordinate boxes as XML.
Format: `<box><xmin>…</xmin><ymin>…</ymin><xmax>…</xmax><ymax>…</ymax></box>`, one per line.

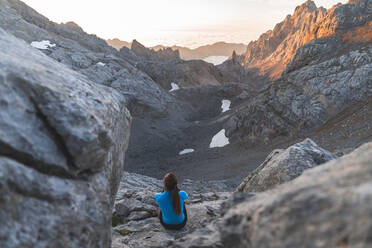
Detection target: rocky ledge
<box><xmin>110</xmin><ymin>139</ymin><xmax>372</xmax><ymax>248</ymax></box>
<box><xmin>111</xmin><ymin>172</ymin><xmax>233</xmax><ymax>248</ymax></box>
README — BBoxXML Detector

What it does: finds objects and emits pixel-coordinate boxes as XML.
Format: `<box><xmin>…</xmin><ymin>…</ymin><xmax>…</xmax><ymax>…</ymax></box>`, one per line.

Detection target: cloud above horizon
<box><xmin>22</xmin><ymin>0</ymin><xmax>347</xmax><ymax>47</ymax></box>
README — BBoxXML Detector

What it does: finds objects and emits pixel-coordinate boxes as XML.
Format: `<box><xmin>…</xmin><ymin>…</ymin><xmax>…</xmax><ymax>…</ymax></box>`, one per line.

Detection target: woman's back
<box><xmin>155</xmin><ymin>190</ymin><xmax>188</xmax><ymax>225</ymax></box>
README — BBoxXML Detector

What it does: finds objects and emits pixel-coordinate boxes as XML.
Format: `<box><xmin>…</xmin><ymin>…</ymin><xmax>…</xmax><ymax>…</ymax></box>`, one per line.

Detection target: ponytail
<box><xmin>172</xmin><ymin>184</ymin><xmax>181</xmax><ymax>216</ymax></box>
<box><xmin>163</xmin><ymin>173</ymin><xmax>182</xmax><ymax>216</ymax></box>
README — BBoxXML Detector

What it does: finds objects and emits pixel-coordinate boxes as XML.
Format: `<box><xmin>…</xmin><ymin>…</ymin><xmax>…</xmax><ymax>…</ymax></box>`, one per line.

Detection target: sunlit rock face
<box><xmin>221</xmin><ymin>0</ymin><xmax>372</xmax><ymax>146</ymax></box>
<box><xmin>0</xmin><ymin>28</ymin><xmax>131</xmax><ymax>248</ymax></box>
<box><xmin>234</xmin><ymin>0</ymin><xmax>372</xmax><ymax>79</ymax></box>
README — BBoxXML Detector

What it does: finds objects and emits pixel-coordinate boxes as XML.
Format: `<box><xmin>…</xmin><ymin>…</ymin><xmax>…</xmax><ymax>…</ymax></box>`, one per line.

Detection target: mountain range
<box><xmin>0</xmin><ymin>0</ymin><xmax>371</xmax><ymax>247</ymax></box>
<box><xmin>106</xmin><ymin>38</ymin><xmax>247</xmax><ymax>60</ymax></box>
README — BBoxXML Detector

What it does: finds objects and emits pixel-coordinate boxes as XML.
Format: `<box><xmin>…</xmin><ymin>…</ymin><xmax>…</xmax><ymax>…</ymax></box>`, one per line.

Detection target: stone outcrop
<box><xmin>236</xmin><ymin>138</ymin><xmax>336</xmax><ymax>192</ymax></box>
<box><xmin>0</xmin><ymin>0</ymin><xmax>233</xmax><ymax>178</ymax></box>
<box><xmin>171</xmin><ymin>141</ymin><xmax>372</xmax><ymax>248</ymax></box>
<box><xmin>0</xmin><ymin>0</ymin><xmax>180</xmax><ymax>118</ymax></box>
<box><xmin>222</xmin><ymin>0</ymin><xmax>372</xmax><ymax>146</ymax></box>
<box><xmin>234</xmin><ymin>0</ymin><xmax>372</xmax><ymax>79</ymax></box>
<box><xmin>131</xmin><ymin>39</ymin><xmax>180</xmax><ymax>61</ymax></box>
<box><xmin>111</xmin><ymin>173</ymin><xmax>233</xmax><ymax>248</ymax></box>
<box><xmin>107</xmin><ymin>38</ymin><xmax>131</xmax><ymax>50</ymax></box>
<box><xmin>0</xmin><ymin>0</ymin><xmax>200</xmax><ymax>180</ymax></box>
<box><xmin>109</xmin><ymin>141</ymin><xmax>372</xmax><ymax>248</ymax></box>
<box><xmin>125</xmin><ymin>39</ymin><xmax>224</xmax><ymax>90</ymax></box>
<box><xmin>134</xmin><ymin>58</ymin><xmax>224</xmax><ymax>89</ymax></box>
<box><xmin>224</xmin><ymin>42</ymin><xmax>371</xmax><ymax>144</ymax></box>
<box><xmin>0</xmin><ymin>27</ymin><xmax>131</xmax><ymax>248</ymax></box>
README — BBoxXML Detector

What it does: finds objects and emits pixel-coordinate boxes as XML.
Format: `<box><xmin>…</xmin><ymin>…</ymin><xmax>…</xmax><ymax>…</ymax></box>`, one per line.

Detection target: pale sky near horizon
<box><xmin>22</xmin><ymin>0</ymin><xmax>347</xmax><ymax>48</ymax></box>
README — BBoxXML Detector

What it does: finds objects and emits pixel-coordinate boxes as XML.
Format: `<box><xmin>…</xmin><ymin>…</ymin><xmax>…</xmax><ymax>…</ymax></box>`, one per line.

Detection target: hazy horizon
<box><xmin>22</xmin><ymin>0</ymin><xmax>347</xmax><ymax>48</ymax></box>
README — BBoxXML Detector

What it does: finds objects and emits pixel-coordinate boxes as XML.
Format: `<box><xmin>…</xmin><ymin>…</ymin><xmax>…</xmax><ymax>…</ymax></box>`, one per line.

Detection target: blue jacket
<box><xmin>155</xmin><ymin>190</ymin><xmax>188</xmax><ymax>224</ymax></box>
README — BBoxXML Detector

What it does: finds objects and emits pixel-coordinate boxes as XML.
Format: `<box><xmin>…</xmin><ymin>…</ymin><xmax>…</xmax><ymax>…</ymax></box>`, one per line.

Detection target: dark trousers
<box><xmin>158</xmin><ymin>204</ymin><xmax>187</xmax><ymax>230</ymax></box>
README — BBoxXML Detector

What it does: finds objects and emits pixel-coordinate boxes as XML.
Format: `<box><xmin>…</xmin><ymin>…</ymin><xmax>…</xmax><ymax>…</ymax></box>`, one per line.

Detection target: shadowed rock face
<box><xmin>170</xmin><ymin>142</ymin><xmax>372</xmax><ymax>248</ymax></box>
<box><xmin>0</xmin><ymin>0</ymin><xmax>183</xmax><ymax>118</ymax></box>
<box><xmin>0</xmin><ymin>0</ymin><xmax>199</xmax><ymax>179</ymax></box>
<box><xmin>221</xmin><ymin>0</ymin><xmax>372</xmax><ymax>146</ymax></box>
<box><xmin>131</xmin><ymin>39</ymin><xmax>181</xmax><ymax>61</ymax></box>
<box><xmin>219</xmin><ymin>142</ymin><xmax>372</xmax><ymax>248</ymax></box>
<box><xmin>0</xmin><ymin>0</ymin><xmax>242</xmax><ymax>182</ymax></box>
<box><xmin>0</xmin><ymin>28</ymin><xmax>131</xmax><ymax>248</ymax></box>
<box><xmin>236</xmin><ymin>138</ymin><xmax>336</xmax><ymax>193</ymax></box>
<box><xmin>125</xmin><ymin>39</ymin><xmax>225</xmax><ymax>90</ymax></box>
<box><xmin>108</xmin><ymin>140</ymin><xmax>372</xmax><ymax>248</ymax></box>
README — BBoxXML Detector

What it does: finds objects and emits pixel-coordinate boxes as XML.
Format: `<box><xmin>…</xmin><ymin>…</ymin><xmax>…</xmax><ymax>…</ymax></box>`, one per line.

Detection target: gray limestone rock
<box><xmin>171</xmin><ymin>142</ymin><xmax>372</xmax><ymax>248</ymax></box>
<box><xmin>221</xmin><ymin>0</ymin><xmax>372</xmax><ymax>146</ymax></box>
<box><xmin>111</xmin><ymin>172</ymin><xmax>232</xmax><ymax>248</ymax></box>
<box><xmin>236</xmin><ymin>138</ymin><xmax>336</xmax><ymax>192</ymax></box>
<box><xmin>0</xmin><ymin>28</ymin><xmax>131</xmax><ymax>248</ymax></box>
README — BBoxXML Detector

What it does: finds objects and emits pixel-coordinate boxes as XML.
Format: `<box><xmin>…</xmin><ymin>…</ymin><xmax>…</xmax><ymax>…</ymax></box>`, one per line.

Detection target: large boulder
<box><xmin>237</xmin><ymin>138</ymin><xmax>336</xmax><ymax>192</ymax></box>
<box><xmin>0</xmin><ymin>28</ymin><xmax>131</xmax><ymax>248</ymax></box>
<box><xmin>172</xmin><ymin>141</ymin><xmax>372</xmax><ymax>248</ymax></box>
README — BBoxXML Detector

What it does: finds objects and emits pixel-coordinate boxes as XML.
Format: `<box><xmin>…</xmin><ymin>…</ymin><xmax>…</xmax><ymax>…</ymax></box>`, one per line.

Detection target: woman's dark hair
<box><xmin>163</xmin><ymin>173</ymin><xmax>181</xmax><ymax>216</ymax></box>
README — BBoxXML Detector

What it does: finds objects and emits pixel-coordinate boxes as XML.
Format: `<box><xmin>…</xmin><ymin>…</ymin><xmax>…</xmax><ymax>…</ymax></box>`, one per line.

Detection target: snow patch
<box><xmin>221</xmin><ymin>99</ymin><xmax>231</xmax><ymax>113</ymax></box>
<box><xmin>209</xmin><ymin>129</ymin><xmax>229</xmax><ymax>148</ymax></box>
<box><xmin>31</xmin><ymin>40</ymin><xmax>56</xmax><ymax>50</ymax></box>
<box><xmin>179</xmin><ymin>149</ymin><xmax>194</xmax><ymax>155</ymax></box>
<box><xmin>97</xmin><ymin>62</ymin><xmax>105</xmax><ymax>66</ymax></box>
<box><xmin>169</xmin><ymin>82</ymin><xmax>180</xmax><ymax>92</ymax></box>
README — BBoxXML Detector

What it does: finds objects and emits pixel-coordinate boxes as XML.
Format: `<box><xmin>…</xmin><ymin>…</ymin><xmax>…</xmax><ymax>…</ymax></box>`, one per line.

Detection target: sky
<box><xmin>22</xmin><ymin>0</ymin><xmax>347</xmax><ymax>48</ymax></box>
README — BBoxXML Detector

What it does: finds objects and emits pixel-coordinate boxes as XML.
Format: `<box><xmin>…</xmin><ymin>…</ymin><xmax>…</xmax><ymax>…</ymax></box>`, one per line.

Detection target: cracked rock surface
<box><xmin>169</xmin><ymin>142</ymin><xmax>372</xmax><ymax>248</ymax></box>
<box><xmin>0</xmin><ymin>28</ymin><xmax>131</xmax><ymax>248</ymax></box>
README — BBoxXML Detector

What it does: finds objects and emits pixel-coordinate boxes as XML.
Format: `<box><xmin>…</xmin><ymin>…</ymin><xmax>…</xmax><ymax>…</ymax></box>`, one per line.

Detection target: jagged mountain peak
<box><xmin>62</xmin><ymin>21</ymin><xmax>83</xmax><ymax>30</ymax></box>
<box><xmin>233</xmin><ymin>0</ymin><xmax>372</xmax><ymax>79</ymax></box>
<box><xmin>293</xmin><ymin>0</ymin><xmax>317</xmax><ymax>16</ymax></box>
<box><xmin>130</xmin><ymin>39</ymin><xmax>180</xmax><ymax>60</ymax></box>
<box><xmin>131</xmin><ymin>39</ymin><xmax>144</xmax><ymax>49</ymax></box>
<box><xmin>348</xmin><ymin>0</ymin><xmax>372</xmax><ymax>6</ymax></box>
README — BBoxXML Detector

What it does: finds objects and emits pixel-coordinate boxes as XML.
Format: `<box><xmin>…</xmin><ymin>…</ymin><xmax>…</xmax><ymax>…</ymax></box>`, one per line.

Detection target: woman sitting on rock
<box><xmin>155</xmin><ymin>173</ymin><xmax>188</xmax><ymax>230</ymax></box>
